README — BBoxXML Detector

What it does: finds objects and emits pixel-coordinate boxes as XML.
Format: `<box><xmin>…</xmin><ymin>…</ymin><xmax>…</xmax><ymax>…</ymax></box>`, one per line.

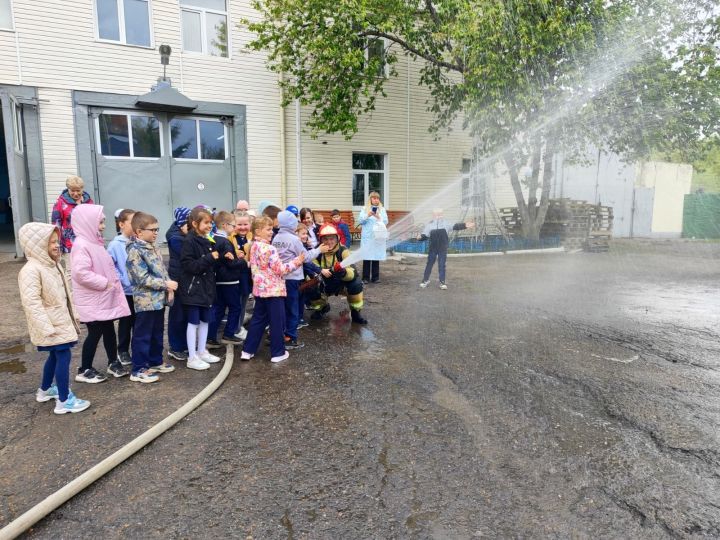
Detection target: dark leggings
<box><xmin>41</xmin><ymin>349</ymin><xmax>71</xmax><ymax>401</ymax></box>
<box><xmin>362</xmin><ymin>260</ymin><xmax>380</xmax><ymax>282</ymax></box>
<box><xmin>81</xmin><ymin>320</ymin><xmax>117</xmax><ymax>371</ymax></box>
<box><xmin>117</xmin><ymin>295</ymin><xmax>135</xmax><ymax>354</ymax></box>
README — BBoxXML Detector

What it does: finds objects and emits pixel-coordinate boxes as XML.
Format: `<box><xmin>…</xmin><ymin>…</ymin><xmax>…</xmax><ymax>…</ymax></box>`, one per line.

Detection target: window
<box><xmin>366</xmin><ymin>38</ymin><xmax>387</xmax><ymax>78</ymax></box>
<box><xmin>180</xmin><ymin>0</ymin><xmax>228</xmax><ymax>57</ymax></box>
<box><xmin>0</xmin><ymin>0</ymin><xmax>13</xmax><ymax>30</ymax></box>
<box><xmin>96</xmin><ymin>0</ymin><xmax>152</xmax><ymax>47</ymax></box>
<box><xmin>352</xmin><ymin>153</ymin><xmax>386</xmax><ymax>207</ymax></box>
<box><xmin>97</xmin><ymin>112</ymin><xmax>161</xmax><ymax>158</ymax></box>
<box><xmin>11</xmin><ymin>101</ymin><xmax>22</xmax><ymax>153</ymax></box>
<box><xmin>170</xmin><ymin>117</ymin><xmax>227</xmax><ymax>161</ymax></box>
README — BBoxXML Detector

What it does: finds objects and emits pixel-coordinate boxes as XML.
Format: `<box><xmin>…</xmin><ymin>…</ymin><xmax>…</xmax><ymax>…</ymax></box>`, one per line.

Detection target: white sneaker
<box><xmin>439</xmin><ymin>282</ymin><xmax>448</xmax><ymax>290</ymax></box>
<box><xmin>54</xmin><ymin>392</ymin><xmax>90</xmax><ymax>414</ymax></box>
<box><xmin>36</xmin><ymin>385</ymin><xmax>59</xmax><ymax>402</ymax></box>
<box><xmin>187</xmin><ymin>356</ymin><xmax>210</xmax><ymax>371</ymax></box>
<box><xmin>271</xmin><ymin>351</ymin><xmax>290</xmax><ymax>363</ymax></box>
<box><xmin>419</xmin><ymin>281</ymin><xmax>429</xmax><ymax>288</ymax></box>
<box><xmin>240</xmin><ymin>351</ymin><xmax>254</xmax><ymax>360</ymax></box>
<box><xmin>198</xmin><ymin>350</ymin><xmax>221</xmax><ymax>364</ymax></box>
<box><xmin>234</xmin><ymin>327</ymin><xmax>248</xmax><ymax>340</ymax></box>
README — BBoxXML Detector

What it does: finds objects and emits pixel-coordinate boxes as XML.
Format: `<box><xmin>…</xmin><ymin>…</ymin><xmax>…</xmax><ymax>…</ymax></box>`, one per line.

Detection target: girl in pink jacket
<box><xmin>241</xmin><ymin>216</ymin><xmax>304</xmax><ymax>364</ymax></box>
<box><xmin>70</xmin><ymin>204</ymin><xmax>130</xmax><ymax>383</ymax></box>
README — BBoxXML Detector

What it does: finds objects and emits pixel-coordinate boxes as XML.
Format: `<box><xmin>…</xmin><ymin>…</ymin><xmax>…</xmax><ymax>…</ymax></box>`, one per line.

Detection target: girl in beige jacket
<box><xmin>18</xmin><ymin>222</ymin><xmax>90</xmax><ymax>414</ymax></box>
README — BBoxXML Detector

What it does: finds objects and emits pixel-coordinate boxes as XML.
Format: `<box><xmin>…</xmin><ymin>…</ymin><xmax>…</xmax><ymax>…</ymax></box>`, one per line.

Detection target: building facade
<box><xmin>0</xmin><ymin>0</ymin><xmax>472</xmax><ymax>255</ymax></box>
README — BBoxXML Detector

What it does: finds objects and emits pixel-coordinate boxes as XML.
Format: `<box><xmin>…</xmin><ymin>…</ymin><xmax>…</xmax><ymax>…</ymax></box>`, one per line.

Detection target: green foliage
<box><xmin>243</xmin><ymin>0</ymin><xmax>720</xmax><ymax>236</ymax></box>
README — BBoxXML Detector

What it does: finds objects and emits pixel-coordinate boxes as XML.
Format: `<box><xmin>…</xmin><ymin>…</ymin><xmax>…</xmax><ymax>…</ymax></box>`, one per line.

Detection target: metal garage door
<box><xmin>90</xmin><ymin>109</ymin><xmax>234</xmax><ymax>241</ymax></box>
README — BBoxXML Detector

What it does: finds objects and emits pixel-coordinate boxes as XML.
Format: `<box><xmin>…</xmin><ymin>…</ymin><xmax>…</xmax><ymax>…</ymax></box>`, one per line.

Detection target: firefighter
<box><xmin>307</xmin><ymin>224</ymin><xmax>367</xmax><ymax>324</ymax></box>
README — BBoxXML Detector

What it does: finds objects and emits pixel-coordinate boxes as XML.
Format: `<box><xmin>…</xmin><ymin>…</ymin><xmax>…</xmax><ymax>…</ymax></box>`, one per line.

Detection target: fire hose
<box><xmin>0</xmin><ymin>346</ymin><xmax>234</xmax><ymax>540</ymax></box>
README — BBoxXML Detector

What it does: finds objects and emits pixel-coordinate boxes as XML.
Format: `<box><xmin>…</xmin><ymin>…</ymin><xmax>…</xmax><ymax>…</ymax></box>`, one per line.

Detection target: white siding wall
<box><xmin>1</xmin><ymin>0</ymin><xmax>473</xmax><ymax>220</ymax></box>
<box><xmin>283</xmin><ymin>53</ymin><xmax>472</xmax><ymax>216</ymax></box>
<box><xmin>37</xmin><ymin>88</ymin><xmax>78</xmax><ymax>215</ymax></box>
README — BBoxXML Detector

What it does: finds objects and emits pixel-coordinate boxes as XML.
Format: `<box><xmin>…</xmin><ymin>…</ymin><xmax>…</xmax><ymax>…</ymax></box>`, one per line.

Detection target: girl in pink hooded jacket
<box><xmin>70</xmin><ymin>204</ymin><xmax>130</xmax><ymax>383</ymax></box>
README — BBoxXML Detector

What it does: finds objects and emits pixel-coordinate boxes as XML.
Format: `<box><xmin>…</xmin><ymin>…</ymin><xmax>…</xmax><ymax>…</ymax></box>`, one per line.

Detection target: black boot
<box><xmin>311</xmin><ymin>304</ymin><xmax>330</xmax><ymax>320</ymax></box>
<box><xmin>351</xmin><ymin>309</ymin><xmax>368</xmax><ymax>324</ymax></box>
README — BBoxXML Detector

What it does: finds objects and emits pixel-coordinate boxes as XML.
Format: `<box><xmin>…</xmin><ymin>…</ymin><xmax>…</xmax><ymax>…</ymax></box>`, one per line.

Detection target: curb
<box><xmin>396</xmin><ymin>247</ymin><xmax>566</xmax><ymax>259</ymax></box>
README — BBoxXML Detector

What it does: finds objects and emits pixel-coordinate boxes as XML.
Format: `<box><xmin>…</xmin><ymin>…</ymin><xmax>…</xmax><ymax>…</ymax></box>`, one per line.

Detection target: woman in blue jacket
<box><xmin>357</xmin><ymin>192</ymin><xmax>388</xmax><ymax>283</ymax></box>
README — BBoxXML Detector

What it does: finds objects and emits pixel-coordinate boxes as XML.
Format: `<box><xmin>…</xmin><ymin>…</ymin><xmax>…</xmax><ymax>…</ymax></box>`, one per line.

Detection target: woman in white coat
<box><xmin>357</xmin><ymin>191</ymin><xmax>389</xmax><ymax>283</ymax></box>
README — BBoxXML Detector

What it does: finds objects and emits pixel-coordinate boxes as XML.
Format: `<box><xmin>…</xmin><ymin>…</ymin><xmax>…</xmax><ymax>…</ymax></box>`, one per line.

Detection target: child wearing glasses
<box><xmin>126</xmin><ymin>212</ymin><xmax>178</xmax><ymax>383</ymax></box>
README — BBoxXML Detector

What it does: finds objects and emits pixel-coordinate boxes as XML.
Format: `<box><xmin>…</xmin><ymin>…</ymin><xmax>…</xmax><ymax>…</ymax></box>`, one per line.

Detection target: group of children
<box><xmin>18</xmin><ymin>199</ymin><xmax>366</xmax><ymax>415</ymax></box>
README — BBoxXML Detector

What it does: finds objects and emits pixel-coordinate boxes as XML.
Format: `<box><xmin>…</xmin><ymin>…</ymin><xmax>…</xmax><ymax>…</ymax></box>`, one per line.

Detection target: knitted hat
<box><xmin>174</xmin><ymin>207</ymin><xmax>191</xmax><ymax>227</ymax></box>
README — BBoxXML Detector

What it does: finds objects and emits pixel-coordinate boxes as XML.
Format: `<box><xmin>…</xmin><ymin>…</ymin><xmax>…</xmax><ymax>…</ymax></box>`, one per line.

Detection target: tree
<box><xmin>244</xmin><ymin>0</ymin><xmax>720</xmax><ymax>241</ymax></box>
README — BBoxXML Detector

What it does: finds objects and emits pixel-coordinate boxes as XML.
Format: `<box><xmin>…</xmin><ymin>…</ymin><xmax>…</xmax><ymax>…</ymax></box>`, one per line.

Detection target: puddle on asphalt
<box><xmin>619</xmin><ymin>283</ymin><xmax>720</xmax><ymax>329</ymax></box>
<box><xmin>0</xmin><ymin>359</ymin><xmax>26</xmax><ymax>374</ymax></box>
<box><xmin>0</xmin><ymin>343</ymin><xmax>32</xmax><ymax>355</ymax></box>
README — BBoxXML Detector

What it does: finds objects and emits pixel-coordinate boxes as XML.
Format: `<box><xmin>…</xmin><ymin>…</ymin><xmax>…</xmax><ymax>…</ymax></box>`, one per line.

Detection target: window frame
<box><xmin>365</xmin><ymin>37</ymin><xmax>389</xmax><ymax>78</ymax></box>
<box><xmin>351</xmin><ymin>151</ymin><xmax>389</xmax><ymax>210</ymax></box>
<box><xmin>0</xmin><ymin>0</ymin><xmax>14</xmax><ymax>31</ymax></box>
<box><xmin>179</xmin><ymin>0</ymin><xmax>230</xmax><ymax>58</ymax></box>
<box><xmin>94</xmin><ymin>0</ymin><xmax>154</xmax><ymax>49</ymax></box>
<box><xmin>95</xmin><ymin>110</ymin><xmax>164</xmax><ymax>160</ymax></box>
<box><xmin>170</xmin><ymin>116</ymin><xmax>228</xmax><ymax>162</ymax></box>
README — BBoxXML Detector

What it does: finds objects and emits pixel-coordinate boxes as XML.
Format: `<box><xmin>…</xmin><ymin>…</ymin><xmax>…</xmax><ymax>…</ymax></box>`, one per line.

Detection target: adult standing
<box><xmin>357</xmin><ymin>191</ymin><xmax>388</xmax><ymax>283</ymax></box>
<box><xmin>51</xmin><ymin>175</ymin><xmax>93</xmax><ymax>255</ymax></box>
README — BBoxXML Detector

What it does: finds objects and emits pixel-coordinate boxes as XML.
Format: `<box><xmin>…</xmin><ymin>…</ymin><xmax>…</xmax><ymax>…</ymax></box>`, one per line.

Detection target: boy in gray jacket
<box><xmin>418</xmin><ymin>209</ymin><xmax>474</xmax><ymax>290</ymax></box>
<box><xmin>272</xmin><ymin>210</ymin><xmax>326</xmax><ymax>348</ymax></box>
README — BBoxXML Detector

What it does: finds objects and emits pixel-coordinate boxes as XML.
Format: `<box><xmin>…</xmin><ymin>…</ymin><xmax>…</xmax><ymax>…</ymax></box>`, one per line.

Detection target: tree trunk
<box><xmin>504</xmin><ymin>153</ymin><xmax>534</xmax><ymax>240</ymax></box>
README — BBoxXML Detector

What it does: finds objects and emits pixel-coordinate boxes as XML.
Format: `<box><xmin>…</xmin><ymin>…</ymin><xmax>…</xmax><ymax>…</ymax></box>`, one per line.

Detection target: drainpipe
<box><xmin>406</xmin><ymin>53</ymin><xmax>410</xmax><ymax>210</ymax></box>
<box><xmin>295</xmin><ymin>99</ymin><xmax>303</xmax><ymax>206</ymax></box>
<box><xmin>278</xmin><ymin>72</ymin><xmax>287</xmax><ymax>206</ymax></box>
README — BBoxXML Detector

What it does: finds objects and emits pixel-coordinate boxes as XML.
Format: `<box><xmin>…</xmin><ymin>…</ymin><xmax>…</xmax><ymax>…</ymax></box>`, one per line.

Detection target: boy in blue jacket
<box><xmin>208</xmin><ymin>211</ymin><xmax>246</xmax><ymax>346</ymax></box>
<box><xmin>107</xmin><ymin>208</ymin><xmax>135</xmax><ymax>374</ymax></box>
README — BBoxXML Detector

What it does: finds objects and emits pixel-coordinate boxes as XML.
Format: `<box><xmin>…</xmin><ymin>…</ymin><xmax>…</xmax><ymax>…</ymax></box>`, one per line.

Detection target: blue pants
<box><xmin>423</xmin><ymin>247</ymin><xmax>447</xmax><ymax>283</ymax></box>
<box><xmin>41</xmin><ymin>349</ymin><xmax>71</xmax><ymax>401</ymax></box>
<box><xmin>284</xmin><ymin>279</ymin><xmax>301</xmax><ymax>340</ymax></box>
<box><xmin>167</xmin><ymin>299</ymin><xmax>187</xmax><ymax>352</ymax></box>
<box><xmin>132</xmin><ymin>309</ymin><xmax>165</xmax><ymax>373</ymax></box>
<box><xmin>243</xmin><ymin>297</ymin><xmax>286</xmax><ymax>358</ymax></box>
<box><xmin>209</xmin><ymin>285</ymin><xmax>242</xmax><ymax>339</ymax></box>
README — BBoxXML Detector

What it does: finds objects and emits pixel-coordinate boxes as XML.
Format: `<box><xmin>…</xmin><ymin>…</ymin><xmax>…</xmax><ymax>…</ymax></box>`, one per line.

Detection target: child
<box><xmin>300</xmin><ymin>207</ymin><xmax>318</xmax><ymax>248</ymax></box>
<box><xmin>241</xmin><ymin>216</ymin><xmax>304</xmax><ymax>363</ymax></box>
<box><xmin>272</xmin><ymin>211</ymin><xmax>327</xmax><ymax>349</ymax></box>
<box><xmin>418</xmin><ymin>208</ymin><xmax>474</xmax><ymax>290</ymax></box>
<box><xmin>232</xmin><ymin>210</ymin><xmax>254</xmax><ymax>334</ymax></box>
<box><xmin>296</xmin><ymin>222</ymin><xmax>325</xmax><ymax>329</ymax></box>
<box><xmin>179</xmin><ymin>207</ymin><xmax>224</xmax><ymax>370</ymax></box>
<box><xmin>126</xmin><ymin>211</ymin><xmax>178</xmax><ymax>383</ymax></box>
<box><xmin>307</xmin><ymin>224</ymin><xmax>367</xmax><ymax>324</ymax></box>
<box><xmin>71</xmin><ymin>204</ymin><xmax>131</xmax><ymax>382</ymax></box>
<box><xmin>18</xmin><ymin>223</ymin><xmax>90</xmax><ymax>414</ymax></box>
<box><xmin>166</xmin><ymin>207</ymin><xmax>191</xmax><ymax>361</ymax></box>
<box><xmin>208</xmin><ymin>211</ymin><xmax>246</xmax><ymax>346</ymax></box>
<box><xmin>331</xmin><ymin>209</ymin><xmax>352</xmax><ymax>248</ymax></box>
<box><xmin>108</xmin><ymin>208</ymin><xmax>136</xmax><ymax>368</ymax></box>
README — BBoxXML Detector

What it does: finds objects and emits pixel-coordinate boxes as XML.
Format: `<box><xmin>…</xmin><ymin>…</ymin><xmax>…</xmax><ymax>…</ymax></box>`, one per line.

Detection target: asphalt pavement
<box><xmin>1</xmin><ymin>239</ymin><xmax>719</xmax><ymax>538</ymax></box>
